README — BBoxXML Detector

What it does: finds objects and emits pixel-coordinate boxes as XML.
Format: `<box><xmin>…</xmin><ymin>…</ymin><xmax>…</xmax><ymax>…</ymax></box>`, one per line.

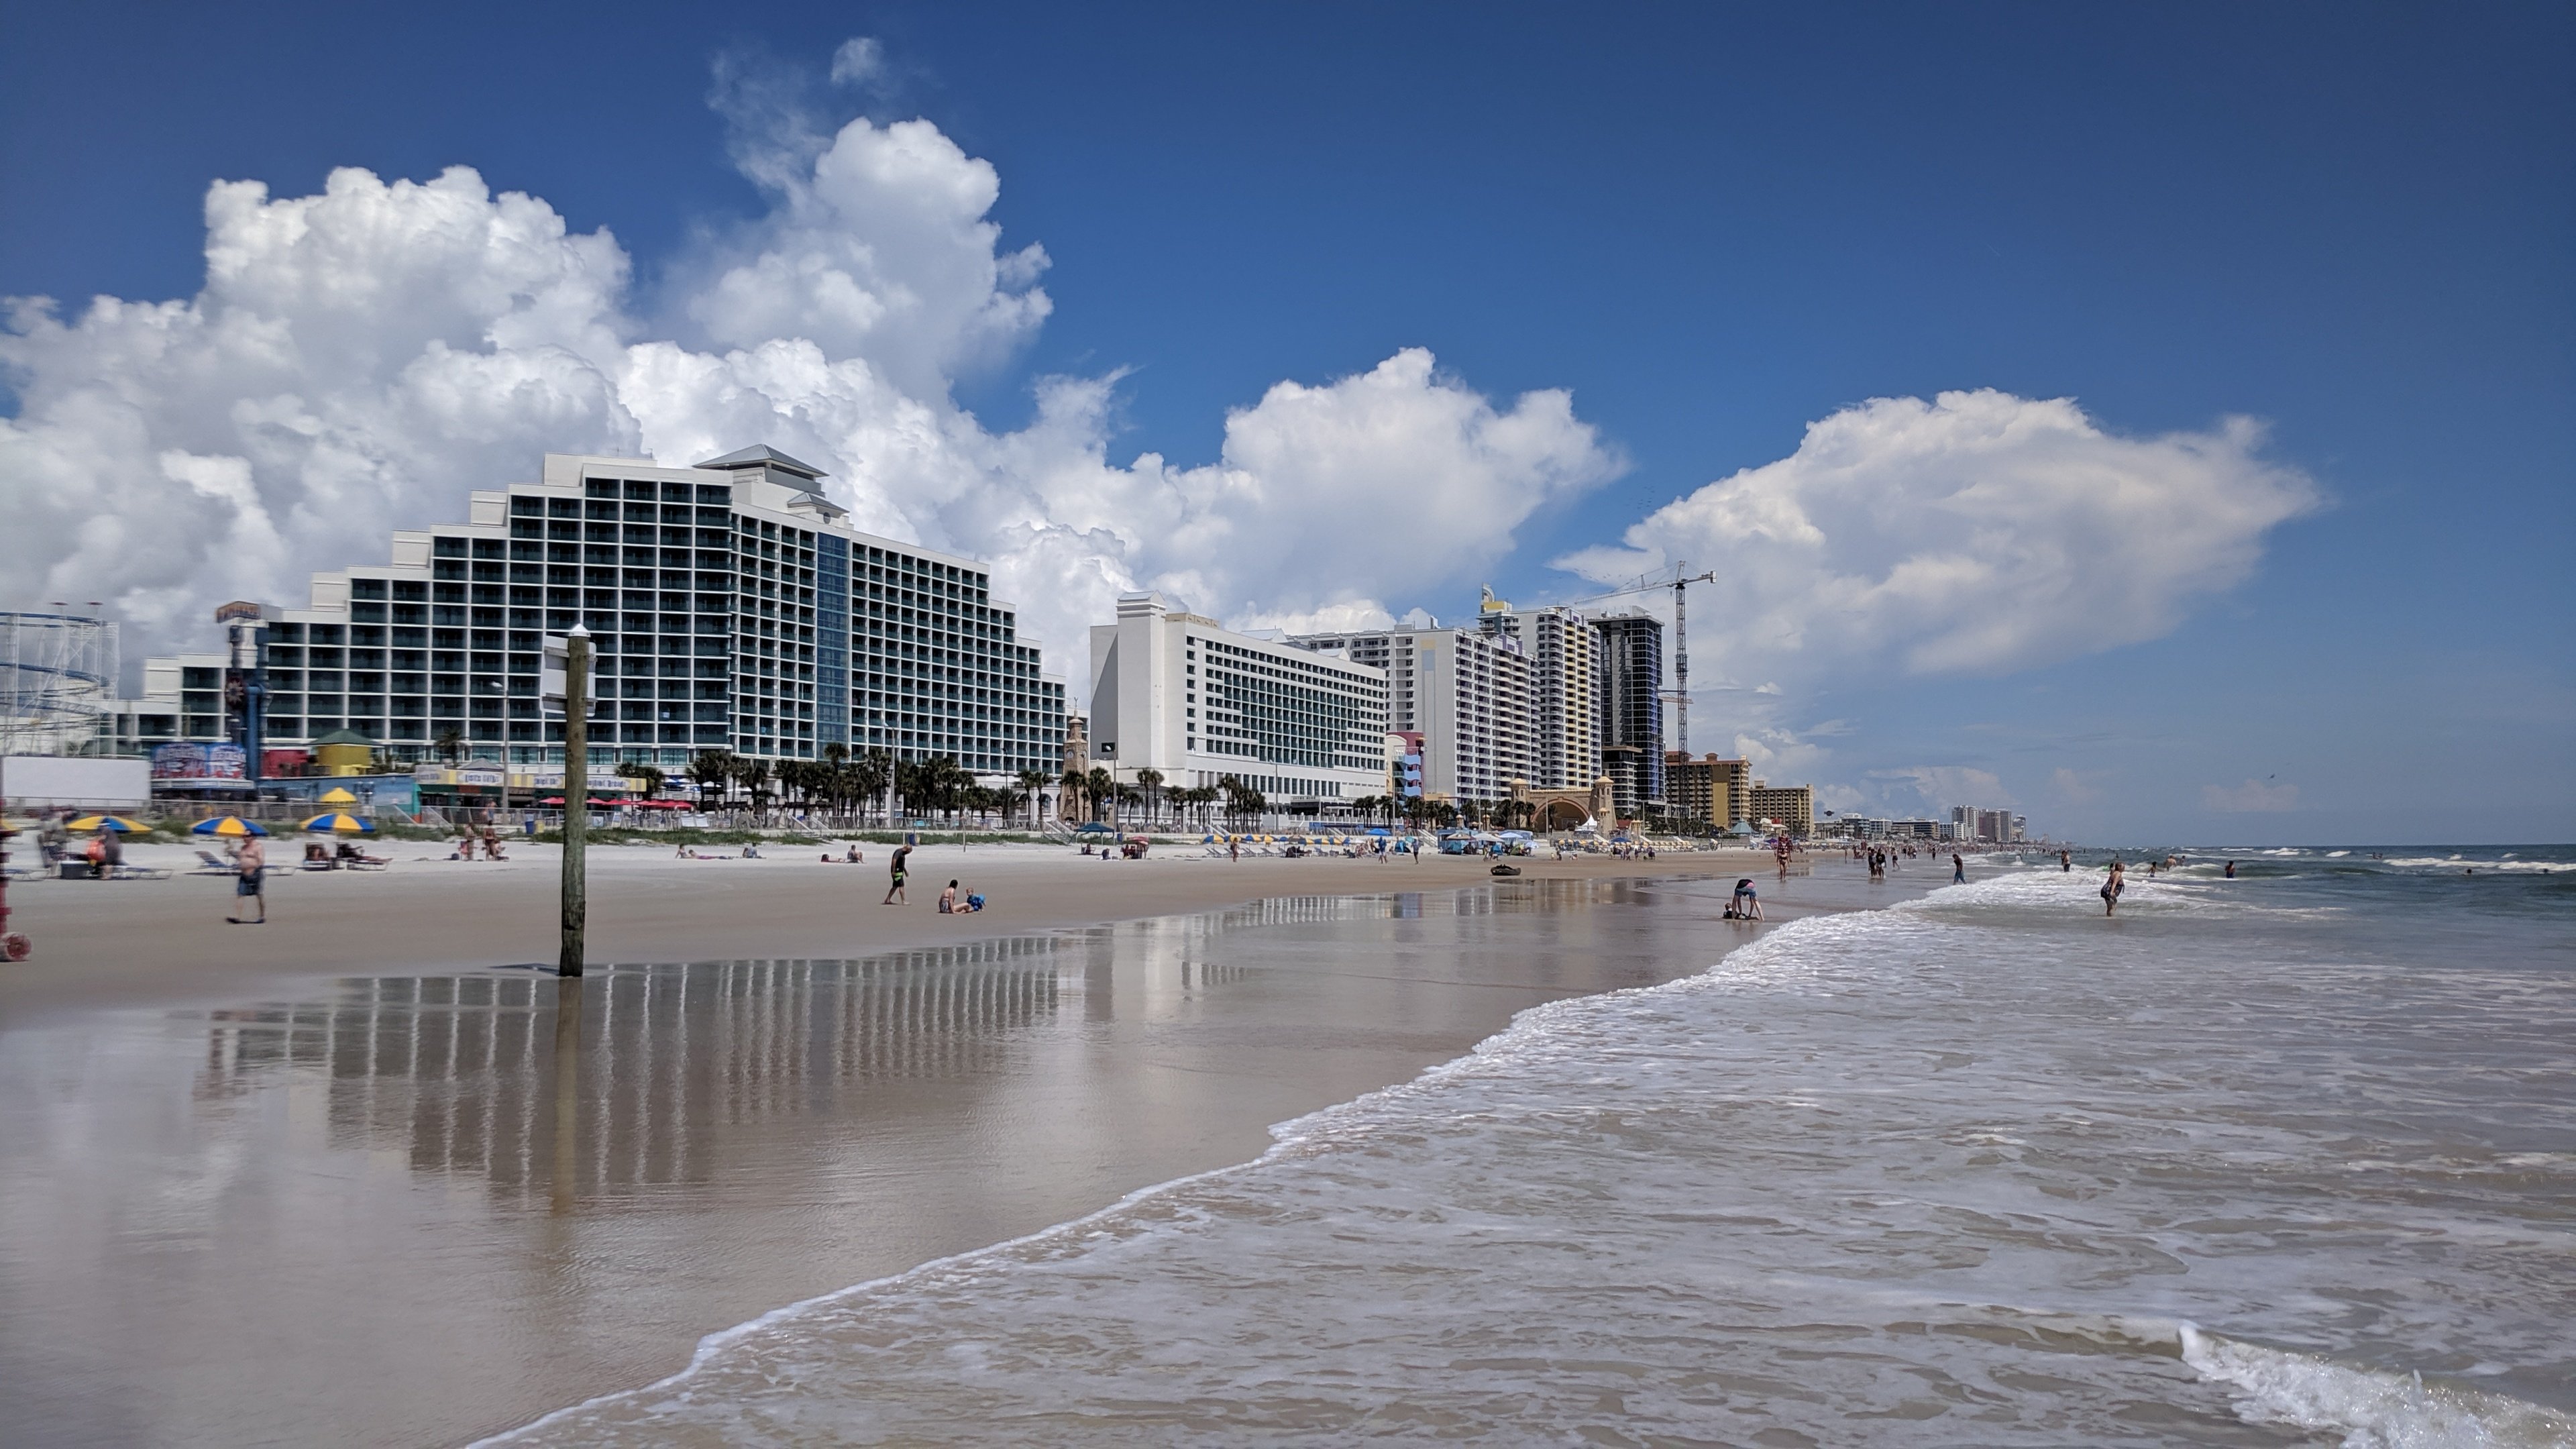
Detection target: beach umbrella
<box><xmin>300</xmin><ymin>812</ymin><xmax>375</xmax><ymax>834</ymax></box>
<box><xmin>66</xmin><ymin>814</ymin><xmax>144</xmax><ymax>833</ymax></box>
<box><xmin>317</xmin><ymin>787</ymin><xmax>360</xmax><ymax>805</ymax></box>
<box><xmin>190</xmin><ymin>816</ymin><xmax>270</xmax><ymax>837</ymax></box>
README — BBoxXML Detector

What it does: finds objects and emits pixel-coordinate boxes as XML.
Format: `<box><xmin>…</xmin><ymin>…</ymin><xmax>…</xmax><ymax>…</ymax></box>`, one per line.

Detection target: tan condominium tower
<box><xmin>1474</xmin><ymin>592</ymin><xmax>1601</xmax><ymax>793</ymax></box>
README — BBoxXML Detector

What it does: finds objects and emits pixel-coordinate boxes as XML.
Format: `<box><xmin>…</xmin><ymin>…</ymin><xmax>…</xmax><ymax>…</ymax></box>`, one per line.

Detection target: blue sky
<box><xmin>3</xmin><ymin>3</ymin><xmax>2569</xmax><ymax>843</ymax></box>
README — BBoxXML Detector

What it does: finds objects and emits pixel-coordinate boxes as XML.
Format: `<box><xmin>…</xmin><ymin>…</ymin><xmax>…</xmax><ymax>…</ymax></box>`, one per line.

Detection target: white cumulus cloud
<box><xmin>0</xmin><ymin>51</ymin><xmax>1623</xmax><ymax>700</ymax></box>
<box><xmin>1556</xmin><ymin>389</ymin><xmax>2321</xmax><ymax>682</ymax></box>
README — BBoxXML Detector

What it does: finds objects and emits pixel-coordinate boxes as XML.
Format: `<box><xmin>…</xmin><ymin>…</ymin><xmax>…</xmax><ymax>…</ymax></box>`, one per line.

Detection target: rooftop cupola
<box><xmin>695</xmin><ymin>444</ymin><xmax>844</xmax><ymax>519</ymax></box>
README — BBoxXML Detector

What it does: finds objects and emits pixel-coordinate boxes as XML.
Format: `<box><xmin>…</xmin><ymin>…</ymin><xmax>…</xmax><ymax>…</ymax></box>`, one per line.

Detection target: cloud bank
<box><xmin>1559</xmin><ymin>389</ymin><xmax>2318</xmax><ymax>816</ymax></box>
<box><xmin>1556</xmin><ymin>389</ymin><xmax>2321</xmax><ymax>682</ymax></box>
<box><xmin>0</xmin><ymin>70</ymin><xmax>1621</xmax><ymax>692</ymax></box>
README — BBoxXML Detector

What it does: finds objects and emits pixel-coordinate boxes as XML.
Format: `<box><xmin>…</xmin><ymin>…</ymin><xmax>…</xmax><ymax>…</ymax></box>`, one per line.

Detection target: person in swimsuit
<box><xmin>882</xmin><ymin>844</ymin><xmax>911</xmax><ymax>904</ymax></box>
<box><xmin>1730</xmin><ymin>878</ymin><xmax>1763</xmax><ymax>920</ymax></box>
<box><xmin>1951</xmin><ymin>852</ymin><xmax>1966</xmax><ymax>883</ymax></box>
<box><xmin>938</xmin><ymin>879</ymin><xmax>959</xmax><ymax>913</ymax></box>
<box><xmin>227</xmin><ymin>836</ymin><xmax>266</xmax><ymax>923</ymax></box>
<box><xmin>2101</xmin><ymin>860</ymin><xmax>2125</xmax><ymax>916</ymax></box>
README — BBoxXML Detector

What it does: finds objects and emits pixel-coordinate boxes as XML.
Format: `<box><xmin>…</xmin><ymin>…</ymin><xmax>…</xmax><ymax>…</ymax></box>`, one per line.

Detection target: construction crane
<box><xmin>1554</xmin><ymin>562</ymin><xmax>1716</xmax><ymax>754</ymax></box>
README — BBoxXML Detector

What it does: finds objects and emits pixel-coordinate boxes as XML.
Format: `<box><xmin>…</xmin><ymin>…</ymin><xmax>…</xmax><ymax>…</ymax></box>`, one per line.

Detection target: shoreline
<box><xmin>0</xmin><ymin>847</ymin><xmax>1945</xmax><ymax>1448</ymax></box>
<box><xmin>0</xmin><ymin>838</ymin><xmax>1799</xmax><ymax>1024</ymax></box>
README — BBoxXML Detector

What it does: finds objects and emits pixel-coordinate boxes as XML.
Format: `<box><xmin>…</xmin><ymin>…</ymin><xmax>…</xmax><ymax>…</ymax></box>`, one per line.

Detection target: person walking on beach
<box><xmin>1951</xmin><ymin>851</ymin><xmax>1966</xmax><ymax>884</ymax></box>
<box><xmin>2101</xmin><ymin>860</ymin><xmax>2125</xmax><ymax>917</ymax></box>
<box><xmin>882</xmin><ymin>843</ymin><xmax>911</xmax><ymax>904</ymax></box>
<box><xmin>227</xmin><ymin>835</ymin><xmax>266</xmax><ymax>924</ymax></box>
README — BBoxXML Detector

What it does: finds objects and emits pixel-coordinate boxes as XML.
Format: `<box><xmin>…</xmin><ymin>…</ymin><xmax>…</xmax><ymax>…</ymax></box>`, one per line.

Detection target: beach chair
<box><xmin>109</xmin><ymin>865</ymin><xmax>172</xmax><ymax>880</ymax></box>
<box><xmin>192</xmin><ymin>850</ymin><xmax>235</xmax><ymax>875</ymax></box>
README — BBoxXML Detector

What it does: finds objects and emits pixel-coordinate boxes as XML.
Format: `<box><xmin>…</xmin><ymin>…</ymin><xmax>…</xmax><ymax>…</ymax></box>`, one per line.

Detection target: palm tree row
<box><xmin>629</xmin><ymin>745</ymin><xmax>1063</xmax><ymax>831</ymax></box>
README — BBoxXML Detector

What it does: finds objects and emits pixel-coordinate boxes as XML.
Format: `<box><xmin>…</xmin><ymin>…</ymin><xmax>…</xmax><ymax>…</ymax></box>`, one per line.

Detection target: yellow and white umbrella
<box><xmin>317</xmin><ymin>787</ymin><xmax>360</xmax><ymax>805</ymax></box>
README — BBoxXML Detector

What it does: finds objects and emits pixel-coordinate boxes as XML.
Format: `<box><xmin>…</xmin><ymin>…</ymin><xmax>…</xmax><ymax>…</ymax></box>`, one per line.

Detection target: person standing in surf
<box><xmin>1951</xmin><ymin>852</ymin><xmax>1966</xmax><ymax>884</ymax></box>
<box><xmin>2101</xmin><ymin>859</ymin><xmax>2125</xmax><ymax>916</ymax></box>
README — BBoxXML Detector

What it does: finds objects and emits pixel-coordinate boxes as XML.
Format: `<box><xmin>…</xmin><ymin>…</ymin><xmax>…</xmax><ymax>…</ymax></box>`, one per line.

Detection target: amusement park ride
<box><xmin>1</xmin><ymin>798</ymin><xmax>23</xmax><ymax>961</ymax></box>
<box><xmin>0</xmin><ymin>607</ymin><xmax>119</xmax><ymax>962</ymax></box>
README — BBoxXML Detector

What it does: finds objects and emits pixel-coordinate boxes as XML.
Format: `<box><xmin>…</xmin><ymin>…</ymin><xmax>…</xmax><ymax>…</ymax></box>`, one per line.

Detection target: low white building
<box><xmin>1088</xmin><ymin>593</ymin><xmax>1389</xmax><ymax>807</ymax></box>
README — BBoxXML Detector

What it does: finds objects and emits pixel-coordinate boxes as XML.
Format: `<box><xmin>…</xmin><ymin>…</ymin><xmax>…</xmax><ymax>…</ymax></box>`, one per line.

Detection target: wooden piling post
<box><xmin>559</xmin><ymin>627</ymin><xmax>589</xmax><ymax>977</ymax></box>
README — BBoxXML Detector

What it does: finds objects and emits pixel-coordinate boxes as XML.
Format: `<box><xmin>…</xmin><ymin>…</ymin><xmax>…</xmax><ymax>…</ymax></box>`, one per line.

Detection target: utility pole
<box><xmin>552</xmin><ymin>626</ymin><xmax>590</xmax><ymax>977</ymax></box>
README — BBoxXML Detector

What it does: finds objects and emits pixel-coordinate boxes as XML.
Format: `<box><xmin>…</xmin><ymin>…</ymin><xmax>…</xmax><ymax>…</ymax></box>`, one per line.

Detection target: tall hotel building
<box><xmin>1472</xmin><ymin>599</ymin><xmax>1599</xmax><ymax>793</ymax></box>
<box><xmin>1592</xmin><ymin>609</ymin><xmax>1666</xmax><ymax>819</ymax></box>
<box><xmin>1088</xmin><ymin>593</ymin><xmax>1388</xmax><ymax>803</ymax></box>
<box><xmin>1287</xmin><ymin>621</ymin><xmax>1533</xmax><ymax>803</ymax></box>
<box><xmin>117</xmin><ymin>446</ymin><xmax>1065</xmax><ymax>774</ymax></box>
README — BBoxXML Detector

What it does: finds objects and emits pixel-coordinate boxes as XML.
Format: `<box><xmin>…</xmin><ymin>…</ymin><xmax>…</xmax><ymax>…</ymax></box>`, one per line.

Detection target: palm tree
<box><xmin>686</xmin><ymin>749</ymin><xmax>737</xmax><ymax>812</ymax></box>
<box><xmin>850</xmin><ymin>750</ymin><xmax>892</xmax><ymax>828</ymax></box>
<box><xmin>1133</xmin><ymin>768</ymin><xmax>1164</xmax><ymax>830</ymax></box>
<box><xmin>1059</xmin><ymin>768</ymin><xmax>1087</xmax><ymax>826</ymax></box>
<box><xmin>1084</xmin><ymin>767</ymin><xmax>1116</xmax><ymax>826</ymax></box>
<box><xmin>733</xmin><ymin>755</ymin><xmax>773</xmax><ymax>821</ymax></box>
<box><xmin>434</xmin><ymin>726</ymin><xmax>467</xmax><ymax>766</ymax></box>
<box><xmin>1017</xmin><ymin>768</ymin><xmax>1050</xmax><ymax>831</ymax></box>
<box><xmin>616</xmin><ymin>759</ymin><xmax>666</xmax><ymax>801</ymax></box>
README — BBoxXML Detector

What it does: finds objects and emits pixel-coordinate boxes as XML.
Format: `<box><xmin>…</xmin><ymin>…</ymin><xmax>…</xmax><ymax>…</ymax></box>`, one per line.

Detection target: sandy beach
<box><xmin>2</xmin><ymin>838</ymin><xmax>1780</xmax><ymax>1022</ymax></box>
<box><xmin>0</xmin><ymin>840</ymin><xmax>1929</xmax><ymax>1447</ymax></box>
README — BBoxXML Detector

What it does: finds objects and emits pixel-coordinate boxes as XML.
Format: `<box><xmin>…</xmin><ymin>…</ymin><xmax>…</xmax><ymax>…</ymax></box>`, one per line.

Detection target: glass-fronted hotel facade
<box><xmin>117</xmin><ymin>447</ymin><xmax>1066</xmax><ymax>775</ymax></box>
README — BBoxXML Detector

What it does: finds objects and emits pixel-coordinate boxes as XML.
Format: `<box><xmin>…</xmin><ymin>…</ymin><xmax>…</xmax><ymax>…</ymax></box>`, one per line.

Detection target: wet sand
<box><xmin>0</xmin><ymin>847</ymin><xmax>1937</xmax><ymax>1448</ymax></box>
<box><xmin>1</xmin><ymin>840</ymin><xmax>1776</xmax><ymax>1022</ymax></box>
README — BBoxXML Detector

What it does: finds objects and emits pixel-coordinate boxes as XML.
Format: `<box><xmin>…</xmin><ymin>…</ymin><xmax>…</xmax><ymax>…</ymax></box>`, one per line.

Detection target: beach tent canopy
<box><xmin>317</xmin><ymin>787</ymin><xmax>359</xmax><ymax>804</ymax></box>
<box><xmin>190</xmin><ymin>816</ymin><xmax>268</xmax><ymax>837</ymax></box>
<box><xmin>67</xmin><ymin>814</ymin><xmax>144</xmax><ymax>832</ymax></box>
<box><xmin>300</xmin><ymin>812</ymin><xmax>374</xmax><ymax>833</ymax></box>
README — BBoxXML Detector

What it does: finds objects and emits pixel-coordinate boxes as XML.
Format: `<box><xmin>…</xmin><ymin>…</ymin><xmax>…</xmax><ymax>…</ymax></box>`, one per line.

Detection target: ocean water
<box><xmin>492</xmin><ymin>849</ymin><xmax>2576</xmax><ymax>1448</ymax></box>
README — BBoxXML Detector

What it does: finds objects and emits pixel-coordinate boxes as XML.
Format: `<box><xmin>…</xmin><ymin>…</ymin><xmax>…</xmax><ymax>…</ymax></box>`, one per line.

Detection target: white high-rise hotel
<box><xmin>1285</xmin><ymin>616</ymin><xmax>1536</xmax><ymax>804</ymax></box>
<box><xmin>117</xmin><ymin>446</ymin><xmax>1068</xmax><ymax>775</ymax></box>
<box><xmin>1087</xmin><ymin>593</ymin><xmax>1389</xmax><ymax>802</ymax></box>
